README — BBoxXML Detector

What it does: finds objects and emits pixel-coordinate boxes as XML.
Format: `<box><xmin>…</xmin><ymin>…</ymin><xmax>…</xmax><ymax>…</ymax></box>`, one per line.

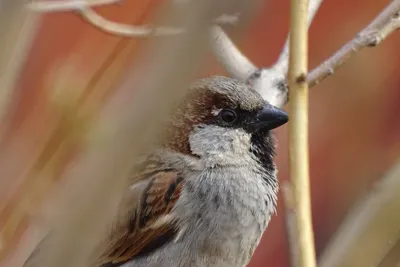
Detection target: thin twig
<box><xmin>29</xmin><ymin>0</ymin><xmax>182</xmax><ymax>37</ymax></box>
<box><xmin>209</xmin><ymin>26</ymin><xmax>257</xmax><ymax>81</ymax></box>
<box><xmin>319</xmin><ymin>159</ymin><xmax>400</xmax><ymax>267</ymax></box>
<box><xmin>210</xmin><ymin>0</ymin><xmax>400</xmax><ymax>109</ymax></box>
<box><xmin>209</xmin><ymin>0</ymin><xmax>324</xmax><ymax>106</ymax></box>
<box><xmin>29</xmin><ymin>0</ymin><xmax>240</xmax><ymax>37</ymax></box>
<box><xmin>30</xmin><ymin>0</ymin><xmax>183</xmax><ymax>37</ymax></box>
<box><xmin>308</xmin><ymin>0</ymin><xmax>400</xmax><ymax>86</ymax></box>
<box><xmin>287</xmin><ymin>0</ymin><xmax>316</xmax><ymax>267</ymax></box>
<box><xmin>79</xmin><ymin>7</ymin><xmax>183</xmax><ymax>37</ymax></box>
<box><xmin>27</xmin><ymin>0</ymin><xmax>121</xmax><ymax>12</ymax></box>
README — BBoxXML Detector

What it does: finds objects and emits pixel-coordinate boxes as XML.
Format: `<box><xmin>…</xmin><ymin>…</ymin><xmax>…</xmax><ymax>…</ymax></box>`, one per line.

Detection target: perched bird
<box><xmin>25</xmin><ymin>76</ymin><xmax>288</xmax><ymax>267</ymax></box>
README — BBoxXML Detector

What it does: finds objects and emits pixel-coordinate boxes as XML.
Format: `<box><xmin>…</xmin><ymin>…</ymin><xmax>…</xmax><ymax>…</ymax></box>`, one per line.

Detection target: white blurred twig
<box><xmin>209</xmin><ymin>25</ymin><xmax>257</xmax><ymax>81</ymax></box>
<box><xmin>29</xmin><ymin>0</ymin><xmax>239</xmax><ymax>37</ymax></box>
<box><xmin>211</xmin><ymin>0</ymin><xmax>400</xmax><ymax>108</ymax></box>
<box><xmin>79</xmin><ymin>7</ymin><xmax>183</xmax><ymax>37</ymax></box>
<box><xmin>29</xmin><ymin>0</ymin><xmax>183</xmax><ymax>36</ymax></box>
<box><xmin>28</xmin><ymin>0</ymin><xmax>120</xmax><ymax>12</ymax></box>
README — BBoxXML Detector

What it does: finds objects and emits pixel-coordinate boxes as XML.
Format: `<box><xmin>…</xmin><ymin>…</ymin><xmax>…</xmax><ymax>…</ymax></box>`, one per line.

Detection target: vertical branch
<box><xmin>288</xmin><ymin>0</ymin><xmax>316</xmax><ymax>267</ymax></box>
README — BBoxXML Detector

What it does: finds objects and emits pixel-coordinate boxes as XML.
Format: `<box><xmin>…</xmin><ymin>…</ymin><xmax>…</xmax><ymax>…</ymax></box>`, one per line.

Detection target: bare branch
<box><xmin>30</xmin><ymin>1</ymin><xmax>240</xmax><ymax>38</ymax></box>
<box><xmin>29</xmin><ymin>0</ymin><xmax>183</xmax><ymax>37</ymax></box>
<box><xmin>79</xmin><ymin>6</ymin><xmax>183</xmax><ymax>37</ymax></box>
<box><xmin>250</xmin><ymin>0</ymin><xmax>400</xmax><ymax>107</ymax></box>
<box><xmin>28</xmin><ymin>0</ymin><xmax>121</xmax><ymax>13</ymax></box>
<box><xmin>78</xmin><ymin>8</ymin><xmax>241</xmax><ymax>37</ymax></box>
<box><xmin>28</xmin><ymin>0</ymin><xmax>121</xmax><ymax>12</ymax></box>
<box><xmin>209</xmin><ymin>26</ymin><xmax>257</xmax><ymax>81</ymax></box>
<box><xmin>287</xmin><ymin>0</ymin><xmax>316</xmax><ymax>266</ymax></box>
<box><xmin>308</xmin><ymin>0</ymin><xmax>400</xmax><ymax>86</ymax></box>
<box><xmin>319</xmin><ymin>158</ymin><xmax>400</xmax><ymax>267</ymax></box>
<box><xmin>250</xmin><ymin>0</ymin><xmax>324</xmax><ymax>107</ymax></box>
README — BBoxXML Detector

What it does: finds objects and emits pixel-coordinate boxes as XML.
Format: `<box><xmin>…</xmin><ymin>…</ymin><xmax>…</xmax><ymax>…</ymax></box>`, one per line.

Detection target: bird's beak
<box><xmin>252</xmin><ymin>104</ymin><xmax>289</xmax><ymax>131</ymax></box>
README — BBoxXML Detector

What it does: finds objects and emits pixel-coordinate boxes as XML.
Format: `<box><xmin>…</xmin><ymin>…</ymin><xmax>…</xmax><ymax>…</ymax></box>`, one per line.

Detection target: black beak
<box><xmin>251</xmin><ymin>104</ymin><xmax>288</xmax><ymax>131</ymax></box>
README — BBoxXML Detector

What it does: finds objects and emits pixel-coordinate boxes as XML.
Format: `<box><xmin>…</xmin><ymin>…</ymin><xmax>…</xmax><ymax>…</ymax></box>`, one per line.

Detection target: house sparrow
<box><xmin>24</xmin><ymin>76</ymin><xmax>288</xmax><ymax>267</ymax></box>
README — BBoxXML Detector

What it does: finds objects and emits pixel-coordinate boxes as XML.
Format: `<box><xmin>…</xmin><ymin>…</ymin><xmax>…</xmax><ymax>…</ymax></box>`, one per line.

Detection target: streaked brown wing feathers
<box><xmin>100</xmin><ymin>171</ymin><xmax>184</xmax><ymax>265</ymax></box>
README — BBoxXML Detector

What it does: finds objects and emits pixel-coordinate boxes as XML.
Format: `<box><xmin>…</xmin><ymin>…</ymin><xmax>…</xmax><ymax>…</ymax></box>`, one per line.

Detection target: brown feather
<box><xmin>99</xmin><ymin>171</ymin><xmax>185</xmax><ymax>266</ymax></box>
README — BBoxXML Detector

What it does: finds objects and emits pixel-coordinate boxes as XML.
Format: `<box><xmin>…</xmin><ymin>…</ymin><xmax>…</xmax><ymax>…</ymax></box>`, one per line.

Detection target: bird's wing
<box><xmin>98</xmin><ymin>170</ymin><xmax>185</xmax><ymax>266</ymax></box>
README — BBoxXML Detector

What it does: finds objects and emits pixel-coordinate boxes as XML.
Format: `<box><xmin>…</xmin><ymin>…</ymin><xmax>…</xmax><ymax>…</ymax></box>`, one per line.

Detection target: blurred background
<box><xmin>0</xmin><ymin>0</ymin><xmax>399</xmax><ymax>266</ymax></box>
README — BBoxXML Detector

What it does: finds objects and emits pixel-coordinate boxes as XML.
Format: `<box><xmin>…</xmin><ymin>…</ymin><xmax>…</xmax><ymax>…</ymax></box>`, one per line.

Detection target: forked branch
<box><xmin>209</xmin><ymin>25</ymin><xmax>257</xmax><ymax>81</ymax></box>
<box><xmin>210</xmin><ymin>0</ymin><xmax>400</xmax><ymax>108</ymax></box>
<box><xmin>308</xmin><ymin>0</ymin><xmax>400</xmax><ymax>86</ymax></box>
<box><xmin>29</xmin><ymin>0</ymin><xmax>183</xmax><ymax>36</ymax></box>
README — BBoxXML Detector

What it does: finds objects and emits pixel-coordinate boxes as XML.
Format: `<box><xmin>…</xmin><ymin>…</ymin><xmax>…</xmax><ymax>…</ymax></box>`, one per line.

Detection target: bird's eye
<box><xmin>220</xmin><ymin>109</ymin><xmax>237</xmax><ymax>123</ymax></box>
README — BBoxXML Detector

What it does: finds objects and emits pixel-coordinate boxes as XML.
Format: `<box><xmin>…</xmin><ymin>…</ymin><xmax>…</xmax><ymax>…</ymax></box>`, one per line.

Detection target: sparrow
<box><xmin>24</xmin><ymin>76</ymin><xmax>288</xmax><ymax>267</ymax></box>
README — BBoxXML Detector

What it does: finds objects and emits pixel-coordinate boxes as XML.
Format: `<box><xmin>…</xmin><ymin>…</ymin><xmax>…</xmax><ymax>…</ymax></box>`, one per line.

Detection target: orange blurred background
<box><xmin>1</xmin><ymin>0</ymin><xmax>399</xmax><ymax>266</ymax></box>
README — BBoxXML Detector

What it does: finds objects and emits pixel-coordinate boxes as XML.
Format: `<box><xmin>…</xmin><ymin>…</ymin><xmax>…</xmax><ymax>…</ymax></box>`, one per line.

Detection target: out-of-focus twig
<box><xmin>209</xmin><ymin>25</ymin><xmax>257</xmax><ymax>81</ymax></box>
<box><xmin>27</xmin><ymin>0</ymin><xmax>120</xmax><ymax>12</ymax></box>
<box><xmin>29</xmin><ymin>0</ymin><xmax>240</xmax><ymax>37</ymax></box>
<box><xmin>287</xmin><ymin>0</ymin><xmax>316</xmax><ymax>267</ymax></box>
<box><xmin>319</xmin><ymin>158</ymin><xmax>400</xmax><ymax>267</ymax></box>
<box><xmin>18</xmin><ymin>1</ymin><xmax>259</xmax><ymax>267</ymax></box>
<box><xmin>79</xmin><ymin>7</ymin><xmax>183</xmax><ymax>37</ymax></box>
<box><xmin>209</xmin><ymin>0</ymin><xmax>323</xmax><ymax>106</ymax></box>
<box><xmin>30</xmin><ymin>0</ymin><xmax>182</xmax><ymax>37</ymax></box>
<box><xmin>308</xmin><ymin>0</ymin><xmax>400</xmax><ymax>86</ymax></box>
<box><xmin>0</xmin><ymin>1</ymin><xmax>41</xmax><ymax>141</ymax></box>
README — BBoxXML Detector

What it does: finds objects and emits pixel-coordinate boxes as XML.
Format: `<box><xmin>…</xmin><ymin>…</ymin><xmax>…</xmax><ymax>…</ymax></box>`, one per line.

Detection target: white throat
<box><xmin>189</xmin><ymin>125</ymin><xmax>255</xmax><ymax>167</ymax></box>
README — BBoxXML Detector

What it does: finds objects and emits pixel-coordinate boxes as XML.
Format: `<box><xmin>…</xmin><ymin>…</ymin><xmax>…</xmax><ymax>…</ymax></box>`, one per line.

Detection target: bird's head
<box><xmin>164</xmin><ymin>76</ymin><xmax>288</xmax><ymax>168</ymax></box>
